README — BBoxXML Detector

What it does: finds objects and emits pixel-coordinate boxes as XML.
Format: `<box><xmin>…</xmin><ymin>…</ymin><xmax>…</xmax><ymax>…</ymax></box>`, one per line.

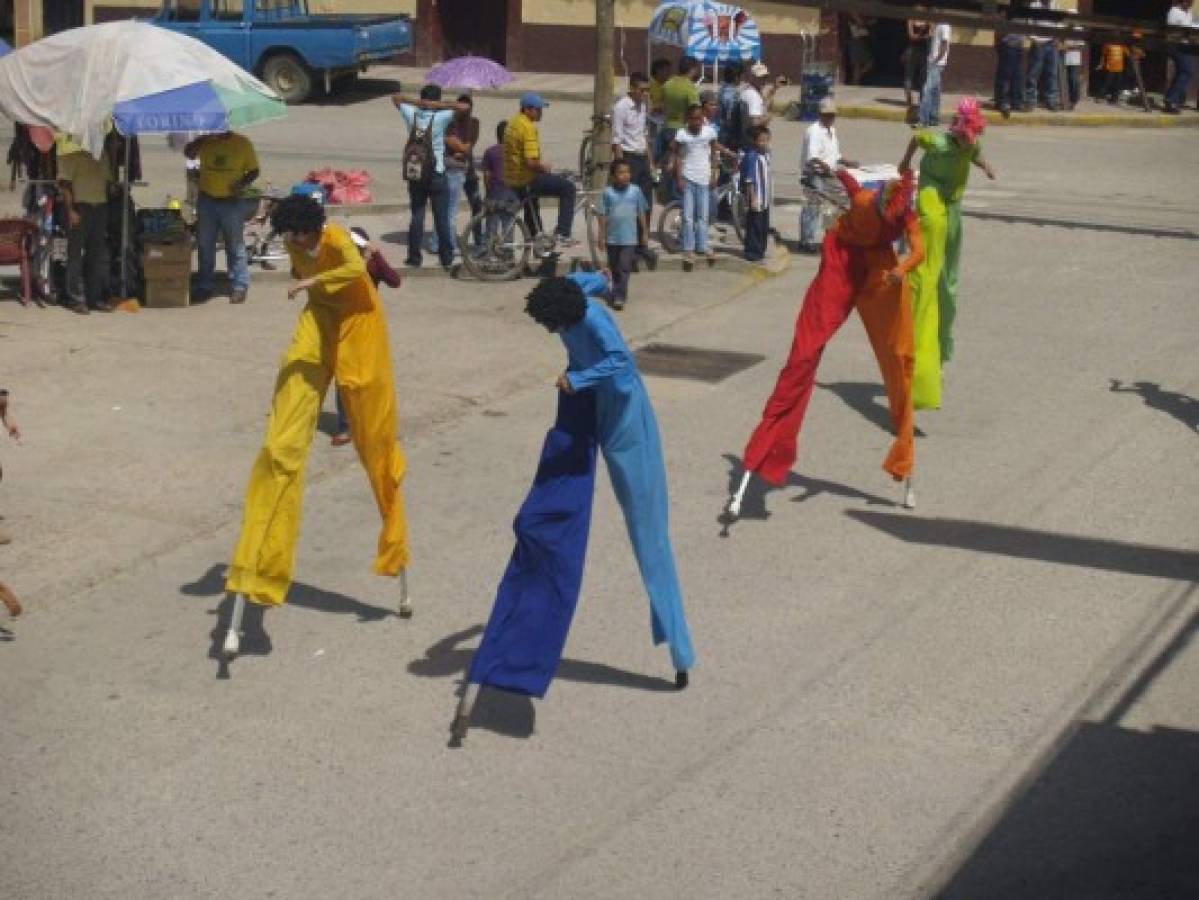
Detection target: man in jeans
<box><xmin>393</xmin><ymin>85</ymin><xmax>465</xmax><ymax>269</ymax></box>
<box><xmin>57</xmin><ymin>136</ymin><xmax>112</xmax><ymax>314</ymax></box>
<box><xmin>1164</xmin><ymin>1</ymin><xmax>1197</xmax><ymax>114</ymax></box>
<box><xmin>995</xmin><ymin>31</ymin><xmax>1027</xmax><ymax>118</ymax></box>
<box><xmin>503</xmin><ymin>92</ymin><xmax>578</xmax><ymax>247</ymax></box>
<box><xmin>918</xmin><ymin>22</ymin><xmax>951</xmax><ymax>126</ymax></box>
<box><xmin>186</xmin><ymin>131</ymin><xmax>259</xmax><ymax>304</ymax></box>
<box><xmin>1024</xmin><ymin>0</ymin><xmax>1061</xmax><ymax>111</ymax></box>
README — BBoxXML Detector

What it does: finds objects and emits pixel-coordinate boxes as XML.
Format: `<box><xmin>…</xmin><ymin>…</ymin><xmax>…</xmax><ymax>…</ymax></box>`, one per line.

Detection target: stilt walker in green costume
<box><xmin>899</xmin><ymin>97</ymin><xmax>996</xmax><ymax>410</ymax></box>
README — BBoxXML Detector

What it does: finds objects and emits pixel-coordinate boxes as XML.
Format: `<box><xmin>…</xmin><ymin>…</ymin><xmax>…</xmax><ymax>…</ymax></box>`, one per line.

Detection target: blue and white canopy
<box><xmin>0</xmin><ymin>21</ymin><xmax>284</xmax><ymax>158</ymax></box>
<box><xmin>648</xmin><ymin>1</ymin><xmax>762</xmax><ymax>64</ymax></box>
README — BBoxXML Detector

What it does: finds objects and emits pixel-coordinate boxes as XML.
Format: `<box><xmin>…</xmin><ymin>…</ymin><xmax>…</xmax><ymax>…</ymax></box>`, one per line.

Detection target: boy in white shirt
<box><xmin>799</xmin><ymin>99</ymin><xmax>856</xmax><ymax>253</ymax></box>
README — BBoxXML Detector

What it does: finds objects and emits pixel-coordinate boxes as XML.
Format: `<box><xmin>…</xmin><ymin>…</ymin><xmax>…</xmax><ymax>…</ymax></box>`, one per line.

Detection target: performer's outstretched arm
<box><xmin>894</xmin><ymin>214</ymin><xmax>926</xmax><ymax>279</ymax></box>
<box><xmin>898</xmin><ymin>136</ymin><xmax>920</xmax><ymax>174</ymax></box>
<box><xmin>311</xmin><ymin>228</ymin><xmax>369</xmax><ymax>293</ymax></box>
<box><xmin>835</xmin><ymin>167</ymin><xmax>863</xmax><ymax>197</ymax></box>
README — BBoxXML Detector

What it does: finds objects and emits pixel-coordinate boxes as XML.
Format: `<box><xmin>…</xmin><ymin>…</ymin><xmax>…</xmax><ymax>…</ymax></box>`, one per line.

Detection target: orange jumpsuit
<box><xmin>743</xmin><ymin>170</ymin><xmax>923</xmax><ymax>485</ymax></box>
<box><xmin>226</xmin><ymin>223</ymin><xmax>409</xmax><ymax>606</ymax></box>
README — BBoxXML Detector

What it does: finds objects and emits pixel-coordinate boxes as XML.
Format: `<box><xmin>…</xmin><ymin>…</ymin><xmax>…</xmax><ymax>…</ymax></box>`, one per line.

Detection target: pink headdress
<box><xmin>949</xmin><ymin>96</ymin><xmax>986</xmax><ymax>144</ymax></box>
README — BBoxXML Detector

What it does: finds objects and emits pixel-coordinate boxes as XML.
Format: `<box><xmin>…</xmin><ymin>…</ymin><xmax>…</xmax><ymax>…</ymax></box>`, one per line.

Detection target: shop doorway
<box><xmin>438</xmin><ymin>0</ymin><xmax>509</xmax><ymax>63</ymax></box>
<box><xmin>44</xmin><ymin>0</ymin><xmax>85</xmax><ymax>35</ymax></box>
<box><xmin>1093</xmin><ymin>0</ymin><xmax>1170</xmax><ymax>93</ymax></box>
<box><xmin>842</xmin><ymin>14</ymin><xmax>908</xmax><ymax>88</ymax></box>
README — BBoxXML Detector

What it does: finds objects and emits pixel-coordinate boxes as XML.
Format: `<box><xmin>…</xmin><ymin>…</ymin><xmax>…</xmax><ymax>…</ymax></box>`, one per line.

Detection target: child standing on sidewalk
<box><xmin>1097</xmin><ymin>40</ymin><xmax>1128</xmax><ymax>104</ymax></box>
<box><xmin>596</xmin><ymin>159</ymin><xmax>650</xmax><ymax>311</ymax></box>
<box><xmin>741</xmin><ymin>126</ymin><xmax>772</xmax><ymax>262</ymax></box>
<box><xmin>671</xmin><ymin>103</ymin><xmax>729</xmax><ymax>272</ymax></box>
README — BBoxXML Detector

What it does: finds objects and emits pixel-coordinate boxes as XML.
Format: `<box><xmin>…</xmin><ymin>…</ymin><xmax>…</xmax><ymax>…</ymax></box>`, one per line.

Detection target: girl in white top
<box><xmin>671</xmin><ymin>103</ymin><xmax>734</xmax><ymax>268</ymax></box>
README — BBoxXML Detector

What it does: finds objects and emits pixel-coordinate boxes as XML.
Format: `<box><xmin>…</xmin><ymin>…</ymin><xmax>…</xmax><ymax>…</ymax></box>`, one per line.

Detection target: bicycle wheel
<box><xmin>582</xmin><ymin>203</ymin><xmax>602</xmax><ymax>269</ymax></box>
<box><xmin>578</xmin><ymin>134</ymin><xmax>594</xmax><ymax>183</ymax></box>
<box><xmin>656</xmin><ymin>201</ymin><xmax>683</xmax><ymax>254</ymax></box>
<box><xmin>460</xmin><ymin>209</ymin><xmax>531</xmax><ymax>281</ymax></box>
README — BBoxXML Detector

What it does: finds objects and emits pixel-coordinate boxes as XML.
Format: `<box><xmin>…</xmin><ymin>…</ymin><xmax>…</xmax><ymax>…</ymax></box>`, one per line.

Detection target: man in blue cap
<box><xmin>503</xmin><ymin>92</ymin><xmax>578</xmax><ymax>247</ymax></box>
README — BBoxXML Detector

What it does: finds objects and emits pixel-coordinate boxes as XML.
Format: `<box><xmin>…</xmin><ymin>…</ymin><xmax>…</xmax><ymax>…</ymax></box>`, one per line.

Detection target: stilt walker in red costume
<box><xmin>728</xmin><ymin>168</ymin><xmax>924</xmax><ymax>516</ymax></box>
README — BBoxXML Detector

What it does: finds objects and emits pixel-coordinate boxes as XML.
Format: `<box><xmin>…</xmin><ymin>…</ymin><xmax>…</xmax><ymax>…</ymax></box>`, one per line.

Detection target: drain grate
<box><xmin>634</xmin><ymin>343</ymin><xmax>766</xmax><ymax>383</ymax></box>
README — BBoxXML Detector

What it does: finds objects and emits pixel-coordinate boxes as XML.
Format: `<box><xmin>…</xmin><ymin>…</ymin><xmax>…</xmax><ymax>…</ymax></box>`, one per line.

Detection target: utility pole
<box><xmin>592</xmin><ymin>0</ymin><xmax>615</xmax><ymax>191</ymax></box>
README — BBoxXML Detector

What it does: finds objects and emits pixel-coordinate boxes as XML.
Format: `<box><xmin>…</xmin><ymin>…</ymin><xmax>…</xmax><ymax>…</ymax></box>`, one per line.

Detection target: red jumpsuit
<box><xmin>743</xmin><ymin>171</ymin><xmax>924</xmax><ymax>486</ymax></box>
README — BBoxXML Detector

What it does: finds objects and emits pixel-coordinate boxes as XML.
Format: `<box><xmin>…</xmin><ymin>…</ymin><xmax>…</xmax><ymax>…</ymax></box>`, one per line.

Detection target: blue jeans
<box><xmin>196</xmin><ymin>193</ymin><xmax>250</xmax><ymax>293</ymax></box>
<box><xmin>918</xmin><ymin>64</ymin><xmax>943</xmax><ymax>126</ymax></box>
<box><xmin>1165</xmin><ymin>49</ymin><xmax>1195</xmax><ymax>108</ymax></box>
<box><xmin>1025</xmin><ymin>41</ymin><xmax>1060</xmax><ymax>109</ymax></box>
<box><xmin>526</xmin><ymin>173</ymin><xmax>576</xmax><ymax>239</ymax></box>
<box><xmin>407</xmin><ymin>172</ymin><xmax>454</xmax><ymax>268</ymax></box>
<box><xmin>429</xmin><ymin>167</ymin><xmax>466</xmax><ymax>256</ymax></box>
<box><xmin>681</xmin><ymin>179</ymin><xmax>709</xmax><ymax>254</ymax></box>
<box><xmin>996</xmin><ymin>43</ymin><xmax>1025</xmax><ymax>110</ymax></box>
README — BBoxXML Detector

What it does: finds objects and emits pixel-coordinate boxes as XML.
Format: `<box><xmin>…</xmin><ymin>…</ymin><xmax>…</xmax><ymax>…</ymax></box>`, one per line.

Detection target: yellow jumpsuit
<box><xmin>225</xmin><ymin>224</ymin><xmax>409</xmax><ymax>606</ymax></box>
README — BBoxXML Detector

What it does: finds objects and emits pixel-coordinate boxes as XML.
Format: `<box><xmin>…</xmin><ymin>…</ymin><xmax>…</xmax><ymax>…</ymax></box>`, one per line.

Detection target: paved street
<box><xmin>0</xmin><ymin>87</ymin><xmax>1197</xmax><ymax>899</ymax></box>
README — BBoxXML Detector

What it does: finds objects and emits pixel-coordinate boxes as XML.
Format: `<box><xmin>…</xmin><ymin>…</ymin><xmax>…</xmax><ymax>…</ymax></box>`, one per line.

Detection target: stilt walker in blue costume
<box><xmin>452</xmin><ymin>271</ymin><xmax>695</xmax><ymax>743</ymax></box>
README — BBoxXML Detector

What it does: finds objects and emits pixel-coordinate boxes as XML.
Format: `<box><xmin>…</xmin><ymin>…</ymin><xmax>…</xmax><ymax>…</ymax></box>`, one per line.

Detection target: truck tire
<box><xmin>262</xmin><ymin>53</ymin><xmax>313</xmax><ymax>104</ymax></box>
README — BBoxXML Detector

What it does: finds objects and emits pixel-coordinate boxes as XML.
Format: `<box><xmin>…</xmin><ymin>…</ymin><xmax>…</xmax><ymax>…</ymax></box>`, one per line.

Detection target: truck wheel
<box><xmin>262</xmin><ymin>53</ymin><xmax>313</xmax><ymax>104</ymax></box>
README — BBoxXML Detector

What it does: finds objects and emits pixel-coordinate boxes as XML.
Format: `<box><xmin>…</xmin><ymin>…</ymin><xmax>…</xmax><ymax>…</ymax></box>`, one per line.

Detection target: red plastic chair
<box><xmin>0</xmin><ymin>218</ymin><xmax>37</xmax><ymax>306</ymax></box>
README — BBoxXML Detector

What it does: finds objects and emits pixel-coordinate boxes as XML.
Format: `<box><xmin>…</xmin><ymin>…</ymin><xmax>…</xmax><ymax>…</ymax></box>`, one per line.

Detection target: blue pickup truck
<box><xmin>152</xmin><ymin>0</ymin><xmax>414</xmax><ymax>104</ymax></box>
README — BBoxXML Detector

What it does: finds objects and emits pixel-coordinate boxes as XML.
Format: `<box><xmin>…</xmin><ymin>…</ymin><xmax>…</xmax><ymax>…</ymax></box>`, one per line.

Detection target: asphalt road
<box><xmin>0</xmin><ymin>90</ymin><xmax>1197</xmax><ymax>899</ymax></box>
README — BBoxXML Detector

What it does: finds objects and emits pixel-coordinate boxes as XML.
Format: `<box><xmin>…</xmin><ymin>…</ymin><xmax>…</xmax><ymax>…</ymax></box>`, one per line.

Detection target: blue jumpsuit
<box><xmin>560</xmin><ymin>272</ymin><xmax>696</xmax><ymax>672</ymax></box>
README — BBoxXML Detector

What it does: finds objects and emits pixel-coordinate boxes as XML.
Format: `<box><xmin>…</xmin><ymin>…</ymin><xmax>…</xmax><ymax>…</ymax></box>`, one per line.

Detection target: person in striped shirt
<box><xmin>740</xmin><ymin>125</ymin><xmax>772</xmax><ymax>262</ymax></box>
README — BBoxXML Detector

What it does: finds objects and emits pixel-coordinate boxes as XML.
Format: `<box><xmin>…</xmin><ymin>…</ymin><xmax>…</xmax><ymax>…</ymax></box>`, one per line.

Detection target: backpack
<box><xmin>402</xmin><ymin>110</ymin><xmax>436</xmax><ymax>184</ymax></box>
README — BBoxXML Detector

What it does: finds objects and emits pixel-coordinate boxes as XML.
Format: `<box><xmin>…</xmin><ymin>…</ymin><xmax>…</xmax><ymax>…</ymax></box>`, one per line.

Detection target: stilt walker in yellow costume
<box><xmin>222</xmin><ymin>195</ymin><xmax>411</xmax><ymax>660</ymax></box>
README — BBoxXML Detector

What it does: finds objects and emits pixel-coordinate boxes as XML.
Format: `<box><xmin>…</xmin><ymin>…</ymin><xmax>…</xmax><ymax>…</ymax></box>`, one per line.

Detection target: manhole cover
<box><xmin>634</xmin><ymin>343</ymin><xmax>765</xmax><ymax>383</ymax></box>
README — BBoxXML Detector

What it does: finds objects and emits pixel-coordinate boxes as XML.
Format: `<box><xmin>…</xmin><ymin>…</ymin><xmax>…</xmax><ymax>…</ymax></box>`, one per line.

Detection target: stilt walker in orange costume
<box><xmin>728</xmin><ymin>168</ymin><xmax>924</xmax><ymax>517</ymax></box>
<box><xmin>222</xmin><ymin>196</ymin><xmax>411</xmax><ymax>662</ymax></box>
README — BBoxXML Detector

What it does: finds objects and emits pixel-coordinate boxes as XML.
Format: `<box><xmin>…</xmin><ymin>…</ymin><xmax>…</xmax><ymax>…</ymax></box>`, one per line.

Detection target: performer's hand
<box><xmin>984</xmin><ymin>164</ymin><xmax>997</xmax><ymax>180</ymax></box>
<box><xmin>556</xmin><ymin>373</ymin><xmax>574</xmax><ymax>394</ymax></box>
<box><xmin>885</xmin><ymin>268</ymin><xmax>903</xmax><ymax>286</ymax></box>
<box><xmin>287</xmin><ymin>277</ymin><xmax>316</xmax><ymax>299</ymax></box>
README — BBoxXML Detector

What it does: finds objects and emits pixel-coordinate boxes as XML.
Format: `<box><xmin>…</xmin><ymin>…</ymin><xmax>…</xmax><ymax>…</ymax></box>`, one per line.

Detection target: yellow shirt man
<box><xmin>502</xmin><ymin>111</ymin><xmax>540</xmax><ymax>190</ymax></box>
<box><xmin>58</xmin><ymin>149</ymin><xmax>112</xmax><ymax>205</ymax></box>
<box><xmin>194</xmin><ymin>132</ymin><xmax>259</xmax><ymax>199</ymax></box>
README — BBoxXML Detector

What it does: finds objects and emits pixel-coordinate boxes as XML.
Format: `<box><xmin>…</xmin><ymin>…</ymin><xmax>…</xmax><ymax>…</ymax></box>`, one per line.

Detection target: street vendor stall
<box><xmin>0</xmin><ymin>21</ymin><xmax>284</xmax><ymax>302</ymax></box>
<box><xmin>648</xmin><ymin>0</ymin><xmax>762</xmax><ymax>83</ymax></box>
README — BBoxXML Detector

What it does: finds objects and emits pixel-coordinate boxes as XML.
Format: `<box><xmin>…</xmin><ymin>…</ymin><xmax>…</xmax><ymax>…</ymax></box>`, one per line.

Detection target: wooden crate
<box><xmin>143</xmin><ymin>276</ymin><xmax>190</xmax><ymax>308</ymax></box>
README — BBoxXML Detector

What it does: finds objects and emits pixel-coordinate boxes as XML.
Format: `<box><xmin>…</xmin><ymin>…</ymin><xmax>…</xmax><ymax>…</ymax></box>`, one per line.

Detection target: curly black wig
<box><xmin>525</xmin><ymin>277</ymin><xmax>588</xmax><ymax>332</ymax></box>
<box><xmin>270</xmin><ymin>194</ymin><xmax>326</xmax><ymax>237</ymax></box>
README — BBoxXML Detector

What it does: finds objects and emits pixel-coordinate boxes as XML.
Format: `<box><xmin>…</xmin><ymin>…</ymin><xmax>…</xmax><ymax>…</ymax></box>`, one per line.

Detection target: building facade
<box><xmin>4</xmin><ymin>1</ymin><xmax>1174</xmax><ymax>95</ymax></box>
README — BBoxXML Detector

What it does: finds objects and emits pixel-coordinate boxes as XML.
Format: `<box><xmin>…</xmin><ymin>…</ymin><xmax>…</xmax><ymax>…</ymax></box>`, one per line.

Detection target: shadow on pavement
<box><xmin>719</xmin><ymin>453</ymin><xmax>898</xmax><ymax>536</ymax></box>
<box><xmin>817</xmin><ymin>381</ymin><xmax>927</xmax><ymax>437</ymax></box>
<box><xmin>936</xmin><ymin>608</ymin><xmax>1199</xmax><ymax>900</ymax></box>
<box><xmin>409</xmin><ymin>625</ymin><xmax>678</xmax><ymax>741</ymax></box>
<box><xmin>305</xmin><ymin>76</ymin><xmax>403</xmax><ymax>108</ymax></box>
<box><xmin>845</xmin><ymin>512</ymin><xmax>1199</xmax><ymax>580</ymax></box>
<box><xmin>1110</xmin><ymin>379</ymin><xmax>1199</xmax><ymax>434</ymax></box>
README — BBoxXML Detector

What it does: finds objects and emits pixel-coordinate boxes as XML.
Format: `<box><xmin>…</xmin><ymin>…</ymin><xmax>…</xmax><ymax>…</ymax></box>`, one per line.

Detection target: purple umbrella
<box><xmin>426</xmin><ymin>56</ymin><xmax>514</xmax><ymax>90</ymax></box>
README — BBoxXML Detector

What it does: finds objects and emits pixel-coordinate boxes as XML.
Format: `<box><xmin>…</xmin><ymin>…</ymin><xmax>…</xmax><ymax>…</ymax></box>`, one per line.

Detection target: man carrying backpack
<box><xmin>393</xmin><ymin>86</ymin><xmax>470</xmax><ymax>270</ymax></box>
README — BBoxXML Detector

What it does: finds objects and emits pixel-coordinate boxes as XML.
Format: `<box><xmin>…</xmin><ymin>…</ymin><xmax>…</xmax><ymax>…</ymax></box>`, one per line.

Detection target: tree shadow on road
<box><xmin>1110</xmin><ymin>379</ymin><xmax>1199</xmax><ymax>434</ymax></box>
<box><xmin>817</xmin><ymin>381</ymin><xmax>927</xmax><ymax>437</ymax></box>
<box><xmin>718</xmin><ymin>453</ymin><xmax>898</xmax><ymax>537</ymax></box>
<box><xmin>409</xmin><ymin>625</ymin><xmax>678</xmax><ymax>742</ymax></box>
<box><xmin>182</xmin><ymin>563</ymin><xmax>396</xmax><ymax>679</ymax></box>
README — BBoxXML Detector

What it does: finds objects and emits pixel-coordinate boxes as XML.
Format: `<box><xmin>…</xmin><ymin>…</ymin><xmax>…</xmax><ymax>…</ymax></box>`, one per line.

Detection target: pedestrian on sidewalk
<box><xmin>799</xmin><ymin>99</ymin><xmax>856</xmax><ymax>254</ymax></box>
<box><xmin>1096</xmin><ymin>39</ymin><xmax>1129</xmax><ymax>104</ymax></box>
<box><xmin>393</xmin><ymin>86</ymin><xmax>466</xmax><ymax>270</ymax></box>
<box><xmin>331</xmin><ymin>227</ymin><xmax>403</xmax><ymax>447</ymax></box>
<box><xmin>1024</xmin><ymin>0</ymin><xmax>1062</xmax><ymax>111</ymax></box>
<box><xmin>481</xmin><ymin>121</ymin><xmax>513</xmax><ymax>241</ymax></box>
<box><xmin>0</xmin><ymin>387</ymin><xmax>21</xmax><ymax>547</ymax></box>
<box><xmin>185</xmin><ymin>130</ymin><xmax>259</xmax><ymax>304</ymax></box>
<box><xmin>1062</xmin><ymin>38</ymin><xmax>1086</xmax><ymax>109</ymax></box>
<box><xmin>918</xmin><ymin>22</ymin><xmax>952</xmax><ymax>126</ymax></box>
<box><xmin>904</xmin><ymin>18</ymin><xmax>932</xmax><ymax>121</ymax></box>
<box><xmin>611</xmin><ymin>71</ymin><xmax>659</xmax><ymax>270</ymax></box>
<box><xmin>660</xmin><ymin>57</ymin><xmax>702</xmax><ymax>202</ymax></box>
<box><xmin>741</xmin><ymin>125</ymin><xmax>772</xmax><ymax>262</ymax></box>
<box><xmin>717</xmin><ymin>63</ymin><xmax>743</xmax><ymax>149</ymax></box>
<box><xmin>596</xmin><ymin>159</ymin><xmax>650</xmax><ymax>311</ymax></box>
<box><xmin>56</xmin><ymin>134</ymin><xmax>113</xmax><ymax>314</ymax></box>
<box><xmin>1164</xmin><ymin>1</ymin><xmax>1196</xmax><ymax>115</ymax></box>
<box><xmin>671</xmin><ymin>103</ymin><xmax>731</xmax><ymax>272</ymax></box>
<box><xmin>995</xmin><ymin>30</ymin><xmax>1026</xmax><ymax>117</ymax></box>
<box><xmin>429</xmin><ymin>93</ymin><xmax>479</xmax><ymax>260</ymax></box>
<box><xmin>740</xmin><ymin>62</ymin><xmax>783</xmax><ymax>133</ymax></box>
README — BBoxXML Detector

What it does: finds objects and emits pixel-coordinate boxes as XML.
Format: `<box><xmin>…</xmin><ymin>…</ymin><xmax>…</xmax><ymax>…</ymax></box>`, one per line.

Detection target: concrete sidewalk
<box><xmin>387</xmin><ymin>65</ymin><xmax>1199</xmax><ymax>129</ymax></box>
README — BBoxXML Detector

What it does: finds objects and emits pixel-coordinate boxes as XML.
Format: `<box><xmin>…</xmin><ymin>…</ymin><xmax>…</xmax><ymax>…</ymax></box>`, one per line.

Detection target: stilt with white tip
<box><xmin>726</xmin><ymin>470</ymin><xmax>752</xmax><ymax>518</ymax></box>
<box><xmin>223</xmin><ymin>593</ymin><xmax>246</xmax><ymax>660</ymax></box>
<box><xmin>451</xmin><ymin>682</ymin><xmax>480</xmax><ymax>744</ymax></box>
<box><xmin>397</xmin><ymin>569</ymin><xmax>413</xmax><ymax>619</ymax></box>
<box><xmin>903</xmin><ymin>477</ymin><xmax>916</xmax><ymax>510</ymax></box>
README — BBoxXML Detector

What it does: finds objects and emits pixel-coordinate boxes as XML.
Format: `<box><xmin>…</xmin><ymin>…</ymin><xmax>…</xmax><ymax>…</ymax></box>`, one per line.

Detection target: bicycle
<box><xmin>656</xmin><ymin>159</ymin><xmax>747</xmax><ymax>253</ymax></box>
<box><xmin>459</xmin><ymin>171</ymin><xmax>603</xmax><ymax>282</ymax></box>
<box><xmin>241</xmin><ymin>187</ymin><xmax>290</xmax><ymax>270</ymax></box>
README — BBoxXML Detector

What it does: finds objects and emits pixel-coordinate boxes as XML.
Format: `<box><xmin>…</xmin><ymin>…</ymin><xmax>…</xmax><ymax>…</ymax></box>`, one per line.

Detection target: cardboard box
<box><xmin>143</xmin><ymin>275</ymin><xmax>190</xmax><ymax>308</ymax></box>
<box><xmin>141</xmin><ymin>242</ymin><xmax>192</xmax><ymax>280</ymax></box>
